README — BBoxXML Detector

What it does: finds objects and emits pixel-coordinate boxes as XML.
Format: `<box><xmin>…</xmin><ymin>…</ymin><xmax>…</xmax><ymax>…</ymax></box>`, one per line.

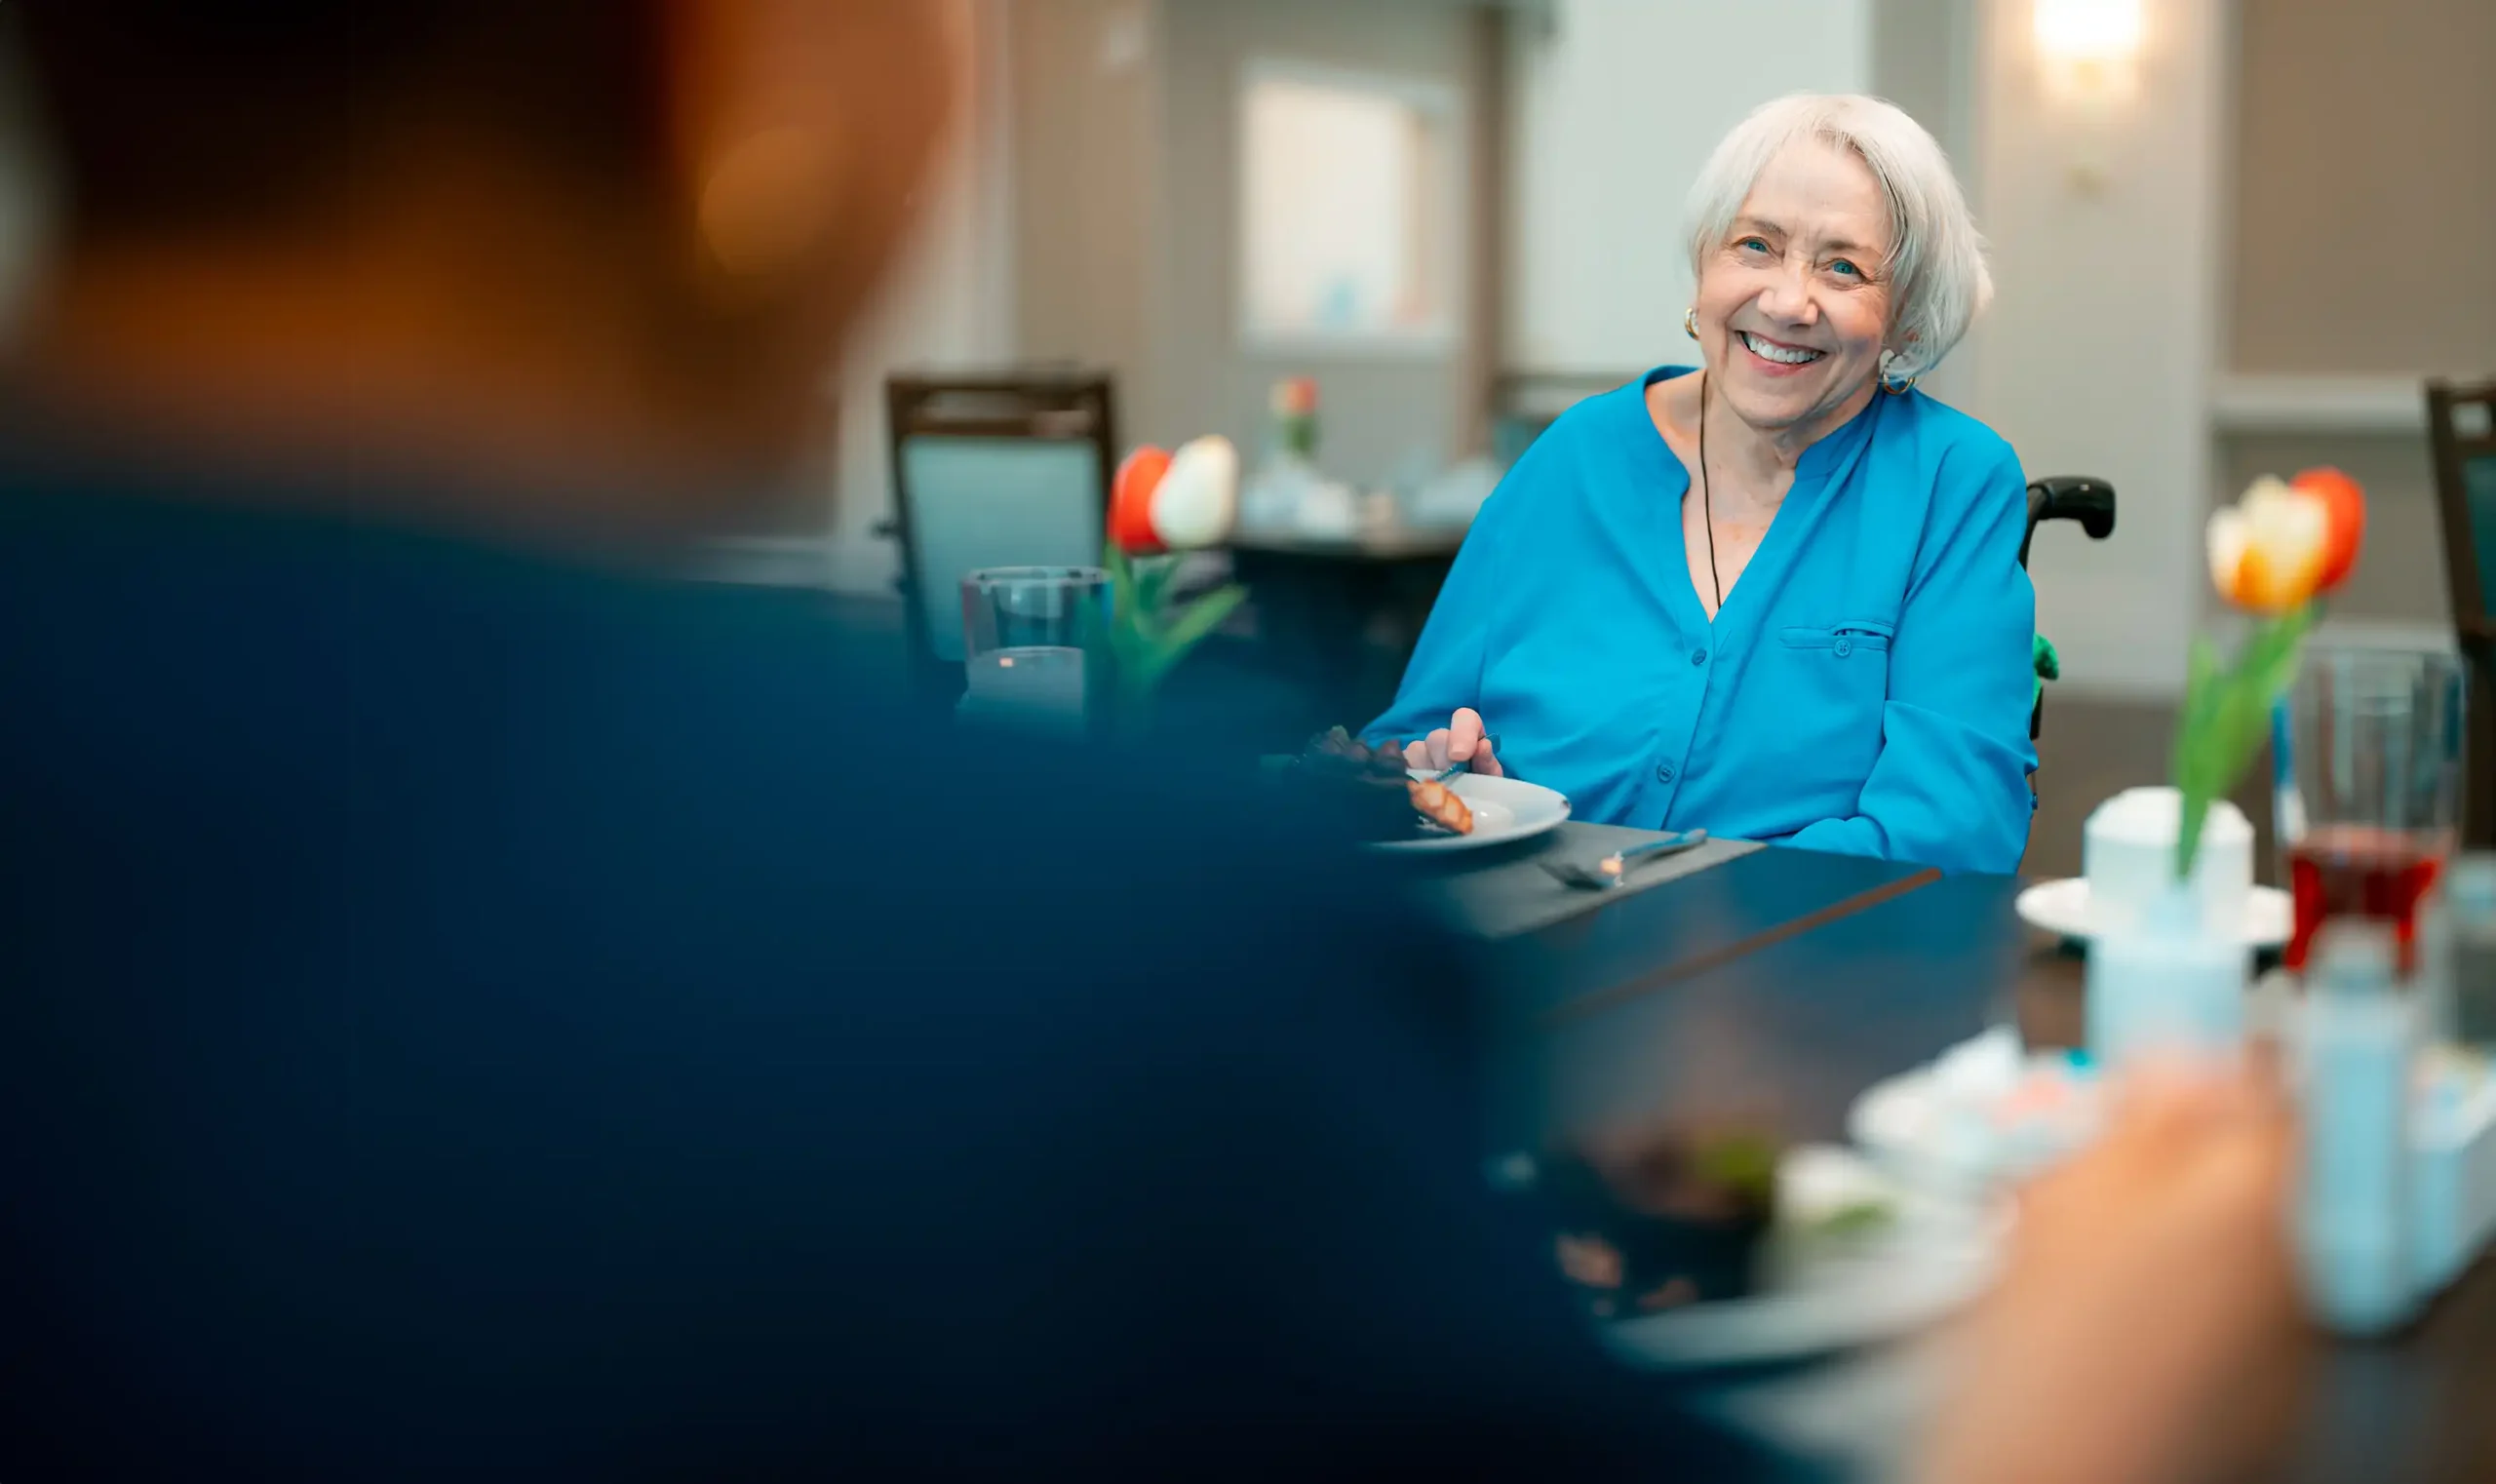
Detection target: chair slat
<box><xmin>883</xmin><ymin>372</ymin><xmax>1119</xmax><ymax>699</ymax></box>
<box><xmin>2427</xmin><ymin>378</ymin><xmax>2496</xmax><ymax>846</ymax></box>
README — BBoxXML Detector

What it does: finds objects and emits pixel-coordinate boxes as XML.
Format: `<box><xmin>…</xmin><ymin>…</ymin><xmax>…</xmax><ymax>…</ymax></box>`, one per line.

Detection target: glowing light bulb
<box><xmin>2035</xmin><ymin>0</ymin><xmax>2144</xmax><ymax>64</ymax></box>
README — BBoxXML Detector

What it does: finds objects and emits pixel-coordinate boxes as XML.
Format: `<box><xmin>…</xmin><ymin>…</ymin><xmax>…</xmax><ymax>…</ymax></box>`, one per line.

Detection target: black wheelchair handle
<box><xmin>2020</xmin><ymin>476</ymin><xmax>2118</xmax><ymax>567</ymax></box>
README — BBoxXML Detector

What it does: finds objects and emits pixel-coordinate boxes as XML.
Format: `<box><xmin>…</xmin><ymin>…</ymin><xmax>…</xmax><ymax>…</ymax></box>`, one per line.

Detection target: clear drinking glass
<box><xmin>956</xmin><ymin>566</ymin><xmax>1111</xmax><ymax>736</ymax></box>
<box><xmin>2282</xmin><ymin>644</ymin><xmax>2466</xmax><ymax>980</ymax></box>
<box><xmin>2447</xmin><ymin>852</ymin><xmax>2496</xmax><ymax>1045</ymax></box>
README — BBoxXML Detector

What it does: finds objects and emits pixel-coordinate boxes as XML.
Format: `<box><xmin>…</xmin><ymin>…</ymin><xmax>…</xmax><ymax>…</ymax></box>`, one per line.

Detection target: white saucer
<box><xmin>2015</xmin><ymin>877</ymin><xmax>2292</xmax><ymax>950</ymax></box>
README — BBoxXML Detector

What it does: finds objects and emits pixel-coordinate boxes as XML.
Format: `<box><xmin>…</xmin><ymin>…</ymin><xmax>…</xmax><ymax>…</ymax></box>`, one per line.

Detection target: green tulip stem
<box><xmin>2172</xmin><ymin>602</ymin><xmax>2319</xmax><ymax>879</ymax></box>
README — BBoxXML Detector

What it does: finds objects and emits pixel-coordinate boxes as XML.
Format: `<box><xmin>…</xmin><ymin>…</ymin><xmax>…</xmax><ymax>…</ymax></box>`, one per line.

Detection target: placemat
<box><xmin>1419</xmin><ymin>822</ymin><xmax>1763</xmax><ymax>939</ymax></box>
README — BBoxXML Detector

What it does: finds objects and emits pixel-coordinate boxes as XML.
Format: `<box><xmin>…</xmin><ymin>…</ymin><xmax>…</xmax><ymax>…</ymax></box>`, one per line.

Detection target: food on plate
<box><xmin>1405</xmin><ymin>776</ymin><xmax>1475</xmax><ymax>837</ymax></box>
<box><xmin>1262</xmin><ymin>726</ymin><xmax>1475</xmax><ymax>840</ymax></box>
<box><xmin>1762</xmin><ymin>1145</ymin><xmax>1901</xmax><ymax>1275</ymax></box>
<box><xmin>1535</xmin><ymin>1129</ymin><xmax>1782</xmax><ymax>1316</ymax></box>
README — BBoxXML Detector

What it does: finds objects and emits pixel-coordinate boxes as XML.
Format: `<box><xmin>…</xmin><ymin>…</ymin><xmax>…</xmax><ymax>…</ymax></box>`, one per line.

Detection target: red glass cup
<box><xmin>2282</xmin><ymin>644</ymin><xmax>2466</xmax><ymax>978</ymax></box>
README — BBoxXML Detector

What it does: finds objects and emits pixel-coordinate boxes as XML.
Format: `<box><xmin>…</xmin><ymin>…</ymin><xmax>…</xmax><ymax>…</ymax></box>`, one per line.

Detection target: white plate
<box><xmin>1848</xmin><ymin>1040</ymin><xmax>2103</xmax><ymax>1200</ymax></box>
<box><xmin>1370</xmin><ymin>771</ymin><xmax>1572</xmax><ymax>853</ymax></box>
<box><xmin>2015</xmin><ymin>877</ymin><xmax>2292</xmax><ymax>949</ymax></box>
<box><xmin>1596</xmin><ymin>1146</ymin><xmax>2006</xmax><ymax>1372</ymax></box>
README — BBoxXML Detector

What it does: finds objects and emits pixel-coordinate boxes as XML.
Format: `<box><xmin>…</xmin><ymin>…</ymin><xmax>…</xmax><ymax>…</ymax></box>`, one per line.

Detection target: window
<box><xmin>1237</xmin><ymin>62</ymin><xmax>1462</xmax><ymax>354</ymax></box>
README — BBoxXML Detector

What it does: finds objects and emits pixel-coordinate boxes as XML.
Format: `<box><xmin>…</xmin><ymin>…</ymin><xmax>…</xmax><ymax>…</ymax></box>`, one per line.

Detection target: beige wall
<box><xmin>1869</xmin><ymin>0</ymin><xmax>1979</xmax><ymax>409</ymax></box>
<box><xmin>1152</xmin><ymin>0</ymin><xmax>1498</xmax><ymax>483</ymax></box>
<box><xmin>1010</xmin><ymin>0</ymin><xmax>1162</xmax><ymax>440</ymax></box>
<box><xmin>2214</xmin><ymin>0</ymin><xmax>2494</xmax><ymax>634</ymax></box>
<box><xmin>2219</xmin><ymin>430</ymin><xmax>2448</xmax><ymax>623</ymax></box>
<box><xmin>1010</xmin><ymin>0</ymin><xmax>1499</xmax><ymax>485</ymax></box>
<box><xmin>1502</xmin><ymin>0</ymin><xmax>1870</xmax><ymax>376</ymax></box>
<box><xmin>2228</xmin><ymin>0</ymin><xmax>2496</xmax><ymax>378</ymax></box>
<box><xmin>1969</xmin><ymin>0</ymin><xmax>2231</xmax><ymax>697</ymax></box>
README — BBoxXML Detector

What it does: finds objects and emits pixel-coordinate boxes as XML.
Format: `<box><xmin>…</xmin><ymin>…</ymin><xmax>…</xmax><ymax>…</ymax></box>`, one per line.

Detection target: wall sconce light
<box><xmin>2037</xmin><ymin>0</ymin><xmax>2144</xmax><ymax>60</ymax></box>
<box><xmin>2036</xmin><ymin>0</ymin><xmax>2145</xmax><ymax>95</ymax></box>
<box><xmin>2035</xmin><ymin>0</ymin><xmax>2145</xmax><ymax>193</ymax></box>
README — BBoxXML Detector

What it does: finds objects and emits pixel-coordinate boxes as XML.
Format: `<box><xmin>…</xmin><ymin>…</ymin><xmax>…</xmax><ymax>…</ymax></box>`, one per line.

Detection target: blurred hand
<box><xmin>1920</xmin><ymin>1053</ymin><xmax>2304</xmax><ymax>1484</ymax></box>
<box><xmin>1401</xmin><ymin>709</ymin><xmax>1503</xmax><ymax>777</ymax></box>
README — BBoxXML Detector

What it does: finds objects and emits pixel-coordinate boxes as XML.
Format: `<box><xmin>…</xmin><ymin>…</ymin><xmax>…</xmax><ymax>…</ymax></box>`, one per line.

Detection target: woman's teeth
<box><xmin>1739</xmin><ymin>332</ymin><xmax>1822</xmax><ymax>366</ymax></box>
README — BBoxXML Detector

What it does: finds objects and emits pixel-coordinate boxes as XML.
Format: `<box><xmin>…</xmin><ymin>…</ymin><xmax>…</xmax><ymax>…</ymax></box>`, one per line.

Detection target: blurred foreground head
<box><xmin>10</xmin><ymin>1</ymin><xmax>956</xmax><ymax>528</ymax></box>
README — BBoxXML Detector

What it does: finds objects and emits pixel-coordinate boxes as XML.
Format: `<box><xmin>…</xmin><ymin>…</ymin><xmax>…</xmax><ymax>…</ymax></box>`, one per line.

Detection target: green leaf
<box><xmin>2184</xmin><ymin>688</ymin><xmax>2262</xmax><ymax>865</ymax></box>
<box><xmin>2171</xmin><ymin>605</ymin><xmax>2320</xmax><ymax>878</ymax></box>
<box><xmin>1107</xmin><ymin>547</ymin><xmax>1135</xmax><ymax>620</ymax></box>
<box><xmin>1099</xmin><ymin>542</ymin><xmax>1147</xmax><ymax>695</ymax></box>
<box><xmin>1089</xmin><ymin>532</ymin><xmax>1256</xmax><ymax>713</ymax></box>
<box><xmin>2172</xmin><ymin>638</ymin><xmax>2220</xmax><ymax>878</ymax></box>
<box><xmin>1810</xmin><ymin>1199</ymin><xmax>1896</xmax><ymax>1239</ymax></box>
<box><xmin>1133</xmin><ymin>555</ymin><xmax>1175</xmax><ymax>621</ymax></box>
<box><xmin>1692</xmin><ymin>1134</ymin><xmax>1781</xmax><ymax>1207</ymax></box>
<box><xmin>2250</xmin><ymin>604</ymin><xmax>2318</xmax><ymax>702</ymax></box>
<box><xmin>1133</xmin><ymin>584</ymin><xmax>1248</xmax><ymax>689</ymax></box>
<box><xmin>1156</xmin><ymin>583</ymin><xmax>1247</xmax><ymax>655</ymax></box>
<box><xmin>2184</xmin><ymin>634</ymin><xmax>2217</xmax><ymax>700</ymax></box>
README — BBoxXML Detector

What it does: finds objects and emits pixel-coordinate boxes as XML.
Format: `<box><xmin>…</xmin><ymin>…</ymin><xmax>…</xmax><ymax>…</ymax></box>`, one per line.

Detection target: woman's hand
<box><xmin>1400</xmin><ymin>708</ymin><xmax>1503</xmax><ymax>777</ymax></box>
<box><xmin>1919</xmin><ymin>1053</ymin><xmax>2304</xmax><ymax>1484</ymax></box>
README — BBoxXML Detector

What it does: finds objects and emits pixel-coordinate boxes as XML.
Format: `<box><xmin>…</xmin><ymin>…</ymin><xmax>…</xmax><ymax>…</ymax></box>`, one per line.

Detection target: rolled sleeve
<box><xmin>1781</xmin><ymin>443</ymin><xmax>2038</xmax><ymax>874</ymax></box>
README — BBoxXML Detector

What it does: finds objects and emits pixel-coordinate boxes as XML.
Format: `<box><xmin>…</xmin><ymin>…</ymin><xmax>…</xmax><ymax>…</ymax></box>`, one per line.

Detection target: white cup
<box><xmin>2083</xmin><ymin>786</ymin><xmax>2253</xmax><ymax>937</ymax></box>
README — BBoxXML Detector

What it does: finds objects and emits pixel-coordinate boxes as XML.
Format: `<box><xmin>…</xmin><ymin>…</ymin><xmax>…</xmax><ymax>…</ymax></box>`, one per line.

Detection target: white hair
<box><xmin>1684</xmin><ymin>93</ymin><xmax>1992</xmax><ymax>382</ymax></box>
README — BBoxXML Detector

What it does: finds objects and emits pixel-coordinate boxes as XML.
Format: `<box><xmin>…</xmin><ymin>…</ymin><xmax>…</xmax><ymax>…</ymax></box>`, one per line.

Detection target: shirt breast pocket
<box><xmin>1776</xmin><ymin>621</ymin><xmax>1893</xmax><ymax>661</ymax></box>
<box><xmin>1757</xmin><ymin>621</ymin><xmax>1894</xmax><ymax>798</ymax></box>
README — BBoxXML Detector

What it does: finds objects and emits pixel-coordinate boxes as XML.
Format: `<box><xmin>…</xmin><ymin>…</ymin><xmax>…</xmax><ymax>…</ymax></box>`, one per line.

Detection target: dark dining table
<box><xmin>1220</xmin><ymin>527</ymin><xmax>1469</xmax><ymax>745</ymax></box>
<box><xmin>1420</xmin><ymin>825</ymin><xmax>2496</xmax><ymax>1482</ymax></box>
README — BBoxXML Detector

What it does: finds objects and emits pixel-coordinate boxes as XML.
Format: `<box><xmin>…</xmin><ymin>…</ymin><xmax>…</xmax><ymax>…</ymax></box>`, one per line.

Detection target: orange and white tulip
<box><xmin>1109</xmin><ymin>445</ymin><xmax>1171</xmax><ymax>555</ymax></box>
<box><xmin>1108</xmin><ymin>435</ymin><xmax>1239</xmax><ymax>555</ymax></box>
<box><xmin>1270</xmin><ymin>375</ymin><xmax>1319</xmax><ymax>418</ymax></box>
<box><xmin>2205</xmin><ymin>467</ymin><xmax>2366</xmax><ymax>614</ymax></box>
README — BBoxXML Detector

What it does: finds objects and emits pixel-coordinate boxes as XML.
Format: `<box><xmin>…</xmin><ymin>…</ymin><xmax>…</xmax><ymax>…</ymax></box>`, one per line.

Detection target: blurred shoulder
<box><xmin>1526</xmin><ymin>370</ymin><xmax>1669</xmax><ymax>462</ymax></box>
<box><xmin>1470</xmin><ymin>371</ymin><xmax>1662</xmax><ymax>533</ymax></box>
<box><xmin>1878</xmin><ymin>390</ymin><xmax>2025</xmax><ymax>521</ymax></box>
<box><xmin>1885</xmin><ymin>388</ymin><xmax>2022</xmax><ymax>483</ymax></box>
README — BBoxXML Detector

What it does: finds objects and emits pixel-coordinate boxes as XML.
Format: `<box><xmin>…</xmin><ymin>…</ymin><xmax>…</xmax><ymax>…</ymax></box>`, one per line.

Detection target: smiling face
<box><xmin>1693</xmin><ymin>138</ymin><xmax>1897</xmax><ymax>440</ymax></box>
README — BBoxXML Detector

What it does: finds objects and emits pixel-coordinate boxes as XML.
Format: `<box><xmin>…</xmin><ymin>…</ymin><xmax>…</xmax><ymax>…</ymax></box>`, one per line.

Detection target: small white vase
<box><xmin>2086</xmin><ymin>881</ymin><xmax>2250</xmax><ymax>1069</ymax></box>
<box><xmin>2084</xmin><ymin>786</ymin><xmax>2253</xmax><ymax>939</ymax></box>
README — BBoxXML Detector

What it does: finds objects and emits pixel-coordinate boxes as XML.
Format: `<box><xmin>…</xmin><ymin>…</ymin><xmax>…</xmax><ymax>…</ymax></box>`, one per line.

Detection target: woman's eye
<box><xmin>1735</xmin><ymin>237</ymin><xmax>1772</xmax><ymax>255</ymax></box>
<box><xmin>1827</xmin><ymin>258</ymin><xmax>1862</xmax><ymax>279</ymax></box>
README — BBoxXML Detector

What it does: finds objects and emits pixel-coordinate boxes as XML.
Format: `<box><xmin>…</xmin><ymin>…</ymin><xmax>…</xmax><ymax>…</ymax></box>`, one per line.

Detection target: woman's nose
<box><xmin>1754</xmin><ymin>264</ymin><xmax>1820</xmax><ymax>328</ymax></box>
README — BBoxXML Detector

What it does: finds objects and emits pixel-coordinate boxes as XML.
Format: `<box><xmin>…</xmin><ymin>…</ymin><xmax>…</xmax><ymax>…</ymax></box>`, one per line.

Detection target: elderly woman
<box><xmin>1369</xmin><ymin>93</ymin><xmax>2034</xmax><ymax>874</ymax></box>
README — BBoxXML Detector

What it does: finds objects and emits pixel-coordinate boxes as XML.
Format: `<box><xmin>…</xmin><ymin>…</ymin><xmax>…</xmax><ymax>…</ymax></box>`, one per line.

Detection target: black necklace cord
<box><xmin>1698</xmin><ymin>371</ymin><xmax>1722</xmax><ymax>612</ymax></box>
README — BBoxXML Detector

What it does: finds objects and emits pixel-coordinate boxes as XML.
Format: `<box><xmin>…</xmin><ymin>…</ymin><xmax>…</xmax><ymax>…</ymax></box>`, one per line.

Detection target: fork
<box><xmin>1426</xmin><ymin>734</ymin><xmax>1504</xmax><ymax>783</ymax></box>
<box><xmin>1539</xmin><ymin>830</ymin><xmax>1709</xmax><ymax>890</ymax></box>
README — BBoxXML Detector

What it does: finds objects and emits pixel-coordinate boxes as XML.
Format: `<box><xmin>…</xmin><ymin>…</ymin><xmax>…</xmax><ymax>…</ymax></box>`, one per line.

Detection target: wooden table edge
<box><xmin>1534</xmin><ymin>866</ymin><xmax>1946</xmax><ymax>1030</ymax></box>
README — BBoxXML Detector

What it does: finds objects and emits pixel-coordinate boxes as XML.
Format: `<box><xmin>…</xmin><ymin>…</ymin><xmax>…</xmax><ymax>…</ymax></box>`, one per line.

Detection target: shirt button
<box><xmin>1656</xmin><ymin>762</ymin><xmax>1676</xmax><ymax>784</ymax></box>
<box><xmin>1689</xmin><ymin>648</ymin><xmax>1708</xmax><ymax>666</ymax></box>
<box><xmin>1834</xmin><ymin>638</ymin><xmax>1853</xmax><ymax>657</ymax></box>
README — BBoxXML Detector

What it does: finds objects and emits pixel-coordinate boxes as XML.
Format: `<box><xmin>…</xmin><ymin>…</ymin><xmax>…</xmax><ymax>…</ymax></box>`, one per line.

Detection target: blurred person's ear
<box><xmin>647</xmin><ymin>0</ymin><xmax>958</xmax><ymax>470</ymax></box>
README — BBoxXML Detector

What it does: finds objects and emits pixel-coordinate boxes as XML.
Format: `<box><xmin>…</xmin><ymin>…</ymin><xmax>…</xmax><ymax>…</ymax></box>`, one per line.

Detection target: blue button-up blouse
<box><xmin>1367</xmin><ymin>366</ymin><xmax>2038</xmax><ymax>875</ymax></box>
